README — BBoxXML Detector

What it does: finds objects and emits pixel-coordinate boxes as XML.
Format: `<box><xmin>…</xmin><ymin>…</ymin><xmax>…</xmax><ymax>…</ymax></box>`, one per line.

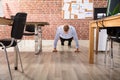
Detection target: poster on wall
<box><xmin>62</xmin><ymin>0</ymin><xmax>93</xmax><ymax>19</ymax></box>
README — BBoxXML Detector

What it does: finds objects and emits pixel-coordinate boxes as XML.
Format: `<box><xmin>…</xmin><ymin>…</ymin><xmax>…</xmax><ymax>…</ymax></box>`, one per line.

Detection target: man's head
<box><xmin>63</xmin><ymin>25</ymin><xmax>69</xmax><ymax>32</ymax></box>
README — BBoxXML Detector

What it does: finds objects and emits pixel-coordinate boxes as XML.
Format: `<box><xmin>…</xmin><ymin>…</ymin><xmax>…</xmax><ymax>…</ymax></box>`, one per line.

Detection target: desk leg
<box><xmin>35</xmin><ymin>25</ymin><xmax>42</xmax><ymax>55</ymax></box>
<box><xmin>35</xmin><ymin>25</ymin><xmax>40</xmax><ymax>54</ymax></box>
<box><xmin>95</xmin><ymin>27</ymin><xmax>99</xmax><ymax>54</ymax></box>
<box><xmin>38</xmin><ymin>26</ymin><xmax>42</xmax><ymax>52</ymax></box>
<box><xmin>89</xmin><ymin>26</ymin><xmax>94</xmax><ymax>64</ymax></box>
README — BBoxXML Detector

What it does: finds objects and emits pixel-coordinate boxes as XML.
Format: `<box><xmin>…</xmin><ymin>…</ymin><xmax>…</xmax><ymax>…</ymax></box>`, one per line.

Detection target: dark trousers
<box><xmin>60</xmin><ymin>37</ymin><xmax>73</xmax><ymax>46</ymax></box>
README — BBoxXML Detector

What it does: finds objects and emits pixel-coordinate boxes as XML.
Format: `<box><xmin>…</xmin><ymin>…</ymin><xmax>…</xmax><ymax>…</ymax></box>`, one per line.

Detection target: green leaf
<box><xmin>111</xmin><ymin>3</ymin><xmax>120</xmax><ymax>15</ymax></box>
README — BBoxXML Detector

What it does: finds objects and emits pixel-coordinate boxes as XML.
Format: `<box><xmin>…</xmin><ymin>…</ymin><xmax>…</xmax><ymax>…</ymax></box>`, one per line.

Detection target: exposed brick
<box><xmin>0</xmin><ymin>0</ymin><xmax>108</xmax><ymax>40</ymax></box>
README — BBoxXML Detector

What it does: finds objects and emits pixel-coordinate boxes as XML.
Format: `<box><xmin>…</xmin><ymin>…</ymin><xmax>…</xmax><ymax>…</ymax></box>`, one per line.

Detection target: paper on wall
<box><xmin>84</xmin><ymin>3</ymin><xmax>93</xmax><ymax>10</ymax></box>
<box><xmin>71</xmin><ymin>0</ymin><xmax>76</xmax><ymax>1</ymax></box>
<box><xmin>71</xmin><ymin>3</ymin><xmax>79</xmax><ymax>14</ymax></box>
<box><xmin>84</xmin><ymin>0</ymin><xmax>89</xmax><ymax>3</ymax></box>
<box><xmin>78</xmin><ymin>13</ymin><xmax>85</xmax><ymax>19</ymax></box>
<box><xmin>64</xmin><ymin>11</ymin><xmax>70</xmax><ymax>19</ymax></box>
<box><xmin>85</xmin><ymin>12</ymin><xmax>93</xmax><ymax>17</ymax></box>
<box><xmin>76</xmin><ymin>0</ymin><xmax>82</xmax><ymax>3</ymax></box>
<box><xmin>79</xmin><ymin>3</ymin><xmax>85</xmax><ymax>9</ymax></box>
<box><xmin>64</xmin><ymin>0</ymin><xmax>72</xmax><ymax>2</ymax></box>
<box><xmin>71</xmin><ymin>14</ymin><xmax>75</xmax><ymax>19</ymax></box>
<box><xmin>71</xmin><ymin>3</ymin><xmax>79</xmax><ymax>9</ymax></box>
<box><xmin>62</xmin><ymin>3</ymin><xmax>70</xmax><ymax>11</ymax></box>
<box><xmin>71</xmin><ymin>9</ymin><xmax>79</xmax><ymax>15</ymax></box>
<box><xmin>79</xmin><ymin>9</ymin><xmax>85</xmax><ymax>13</ymax></box>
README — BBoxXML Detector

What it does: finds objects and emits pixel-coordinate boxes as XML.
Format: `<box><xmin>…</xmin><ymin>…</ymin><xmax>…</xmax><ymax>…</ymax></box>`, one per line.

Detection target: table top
<box><xmin>0</xmin><ymin>17</ymin><xmax>12</xmax><ymax>25</ymax></box>
<box><xmin>0</xmin><ymin>17</ymin><xmax>49</xmax><ymax>26</ymax></box>
<box><xmin>90</xmin><ymin>14</ymin><xmax>120</xmax><ymax>23</ymax></box>
<box><xmin>26</xmin><ymin>22</ymin><xmax>49</xmax><ymax>26</ymax></box>
<box><xmin>89</xmin><ymin>15</ymin><xmax>120</xmax><ymax>28</ymax></box>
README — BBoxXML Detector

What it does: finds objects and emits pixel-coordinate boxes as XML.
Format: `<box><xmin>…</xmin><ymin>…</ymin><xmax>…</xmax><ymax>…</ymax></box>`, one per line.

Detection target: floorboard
<box><xmin>0</xmin><ymin>40</ymin><xmax>120</xmax><ymax>80</ymax></box>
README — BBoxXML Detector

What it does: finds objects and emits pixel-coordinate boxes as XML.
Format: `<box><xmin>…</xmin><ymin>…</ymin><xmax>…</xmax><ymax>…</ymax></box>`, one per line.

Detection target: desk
<box><xmin>89</xmin><ymin>15</ymin><xmax>120</xmax><ymax>64</ymax></box>
<box><xmin>26</xmin><ymin>22</ymin><xmax>49</xmax><ymax>54</ymax></box>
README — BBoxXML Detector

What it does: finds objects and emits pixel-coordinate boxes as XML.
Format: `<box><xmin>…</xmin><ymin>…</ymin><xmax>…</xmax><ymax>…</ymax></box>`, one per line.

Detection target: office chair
<box><xmin>104</xmin><ymin>27</ymin><xmax>120</xmax><ymax>68</ymax></box>
<box><xmin>0</xmin><ymin>12</ymin><xmax>27</xmax><ymax>80</ymax></box>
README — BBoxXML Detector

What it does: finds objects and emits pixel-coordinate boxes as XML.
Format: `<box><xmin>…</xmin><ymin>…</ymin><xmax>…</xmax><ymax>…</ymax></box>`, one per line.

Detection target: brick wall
<box><xmin>0</xmin><ymin>0</ymin><xmax>107</xmax><ymax>40</ymax></box>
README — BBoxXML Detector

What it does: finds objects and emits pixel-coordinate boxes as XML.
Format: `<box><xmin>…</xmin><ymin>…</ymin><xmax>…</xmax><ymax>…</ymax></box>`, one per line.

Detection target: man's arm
<box><xmin>53</xmin><ymin>28</ymin><xmax>60</xmax><ymax>52</ymax></box>
<box><xmin>72</xmin><ymin>27</ymin><xmax>80</xmax><ymax>52</ymax></box>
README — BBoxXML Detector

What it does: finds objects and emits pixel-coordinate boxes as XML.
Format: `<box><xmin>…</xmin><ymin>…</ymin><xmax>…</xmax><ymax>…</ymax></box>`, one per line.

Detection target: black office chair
<box><xmin>0</xmin><ymin>12</ymin><xmax>27</xmax><ymax>80</ymax></box>
<box><xmin>105</xmin><ymin>27</ymin><xmax>120</xmax><ymax>68</ymax></box>
<box><xmin>23</xmin><ymin>24</ymin><xmax>35</xmax><ymax>36</ymax></box>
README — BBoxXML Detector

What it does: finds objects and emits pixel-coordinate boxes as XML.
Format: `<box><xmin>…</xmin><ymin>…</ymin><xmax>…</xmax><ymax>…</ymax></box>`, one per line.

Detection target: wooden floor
<box><xmin>0</xmin><ymin>40</ymin><xmax>120</xmax><ymax>80</ymax></box>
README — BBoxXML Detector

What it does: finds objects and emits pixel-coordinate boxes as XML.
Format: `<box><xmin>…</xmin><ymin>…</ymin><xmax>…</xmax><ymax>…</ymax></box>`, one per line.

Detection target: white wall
<box><xmin>0</xmin><ymin>0</ymin><xmax>4</xmax><ymax>17</ymax></box>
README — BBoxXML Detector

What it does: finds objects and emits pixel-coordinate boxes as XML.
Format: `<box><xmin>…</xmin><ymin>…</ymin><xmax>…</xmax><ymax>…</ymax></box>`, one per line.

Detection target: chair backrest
<box><xmin>25</xmin><ymin>24</ymin><xmax>35</xmax><ymax>32</ymax></box>
<box><xmin>107</xmin><ymin>27</ymin><xmax>120</xmax><ymax>44</ymax></box>
<box><xmin>11</xmin><ymin>12</ymin><xmax>27</xmax><ymax>39</ymax></box>
<box><xmin>107</xmin><ymin>27</ymin><xmax>120</xmax><ymax>37</ymax></box>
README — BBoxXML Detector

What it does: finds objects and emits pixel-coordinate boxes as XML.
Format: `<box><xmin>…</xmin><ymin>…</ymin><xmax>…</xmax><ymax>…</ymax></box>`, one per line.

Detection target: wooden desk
<box><xmin>0</xmin><ymin>17</ymin><xmax>12</xmax><ymax>25</ymax></box>
<box><xmin>26</xmin><ymin>22</ymin><xmax>49</xmax><ymax>54</ymax></box>
<box><xmin>89</xmin><ymin>15</ymin><xmax>120</xmax><ymax>64</ymax></box>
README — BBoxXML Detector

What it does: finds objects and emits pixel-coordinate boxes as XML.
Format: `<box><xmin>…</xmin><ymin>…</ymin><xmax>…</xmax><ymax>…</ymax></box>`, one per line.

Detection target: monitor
<box><xmin>94</xmin><ymin>8</ymin><xmax>107</xmax><ymax>20</ymax></box>
<box><xmin>106</xmin><ymin>0</ymin><xmax>120</xmax><ymax>16</ymax></box>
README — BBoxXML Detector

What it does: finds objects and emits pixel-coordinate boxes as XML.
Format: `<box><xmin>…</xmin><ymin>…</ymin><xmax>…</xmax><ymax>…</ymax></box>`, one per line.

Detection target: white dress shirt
<box><xmin>54</xmin><ymin>25</ymin><xmax>79</xmax><ymax>48</ymax></box>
